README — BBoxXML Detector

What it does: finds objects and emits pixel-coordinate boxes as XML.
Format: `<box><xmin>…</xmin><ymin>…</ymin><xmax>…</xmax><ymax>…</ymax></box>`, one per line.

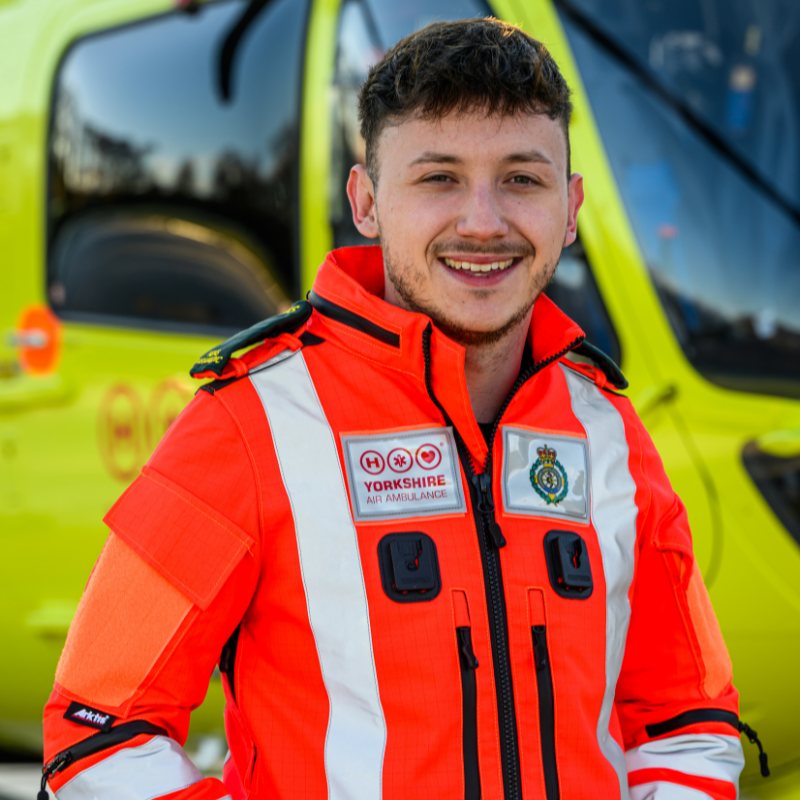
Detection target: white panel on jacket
<box><xmin>55</xmin><ymin>735</ymin><xmax>210</xmax><ymax>800</ymax></box>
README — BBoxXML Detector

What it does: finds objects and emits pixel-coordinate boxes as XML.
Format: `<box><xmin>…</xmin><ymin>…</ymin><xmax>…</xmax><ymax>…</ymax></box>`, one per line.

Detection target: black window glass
<box><xmin>559</xmin><ymin>0</ymin><xmax>800</xmax><ymax>209</ymax></box>
<box><xmin>545</xmin><ymin>239</ymin><xmax>621</xmax><ymax>366</ymax></box>
<box><xmin>559</xmin><ymin>0</ymin><xmax>800</xmax><ymax>397</ymax></box>
<box><xmin>49</xmin><ymin>0</ymin><xmax>309</xmax><ymax>334</ymax></box>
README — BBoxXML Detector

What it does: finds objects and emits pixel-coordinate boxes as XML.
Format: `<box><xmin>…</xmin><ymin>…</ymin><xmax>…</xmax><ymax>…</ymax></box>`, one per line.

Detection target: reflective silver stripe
<box><xmin>562</xmin><ymin>366</ymin><xmax>638</xmax><ymax>798</ymax></box>
<box><xmin>627</xmin><ymin>733</ymin><xmax>744</xmax><ymax>785</ymax></box>
<box><xmin>250</xmin><ymin>351</ymin><xmax>386</xmax><ymax>800</ymax></box>
<box><xmin>630</xmin><ymin>782</ymin><xmax>714</xmax><ymax>800</ymax></box>
<box><xmin>55</xmin><ymin>735</ymin><xmax>208</xmax><ymax>800</ymax></box>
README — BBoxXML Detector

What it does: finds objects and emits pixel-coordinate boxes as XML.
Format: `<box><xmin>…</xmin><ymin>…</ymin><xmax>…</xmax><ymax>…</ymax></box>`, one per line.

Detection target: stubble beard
<box><xmin>382</xmin><ymin>236</ymin><xmax>560</xmax><ymax>348</ymax></box>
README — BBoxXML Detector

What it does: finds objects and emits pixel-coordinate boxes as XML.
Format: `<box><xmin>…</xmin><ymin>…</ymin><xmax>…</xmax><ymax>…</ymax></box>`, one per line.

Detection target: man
<box><xmin>42</xmin><ymin>18</ymin><xmax>747</xmax><ymax>800</ymax></box>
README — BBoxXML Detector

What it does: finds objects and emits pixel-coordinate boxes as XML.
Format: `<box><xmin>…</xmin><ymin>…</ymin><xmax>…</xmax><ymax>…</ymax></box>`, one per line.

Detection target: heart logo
<box><xmin>416</xmin><ymin>444</ymin><xmax>442</xmax><ymax>470</ymax></box>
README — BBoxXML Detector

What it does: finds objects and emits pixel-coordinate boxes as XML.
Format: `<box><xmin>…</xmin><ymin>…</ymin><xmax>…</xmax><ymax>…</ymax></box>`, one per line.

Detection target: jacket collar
<box><xmin>307</xmin><ymin>246</ymin><xmax>584</xmax><ymax>468</ymax></box>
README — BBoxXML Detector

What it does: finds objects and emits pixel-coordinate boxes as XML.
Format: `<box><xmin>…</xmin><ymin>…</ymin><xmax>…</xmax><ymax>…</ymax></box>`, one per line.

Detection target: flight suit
<box><xmin>43</xmin><ymin>245</ymin><xmax>744</xmax><ymax>800</ymax></box>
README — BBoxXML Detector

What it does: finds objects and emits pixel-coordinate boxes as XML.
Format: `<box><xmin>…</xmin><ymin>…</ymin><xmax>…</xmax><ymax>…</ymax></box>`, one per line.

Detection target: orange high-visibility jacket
<box><xmin>44</xmin><ymin>246</ymin><xmax>744</xmax><ymax>800</ymax></box>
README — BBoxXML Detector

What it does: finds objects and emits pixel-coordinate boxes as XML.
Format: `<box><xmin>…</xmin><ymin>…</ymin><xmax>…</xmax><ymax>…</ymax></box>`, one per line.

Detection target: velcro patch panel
<box><xmin>104</xmin><ymin>467</ymin><xmax>255</xmax><ymax>609</ymax></box>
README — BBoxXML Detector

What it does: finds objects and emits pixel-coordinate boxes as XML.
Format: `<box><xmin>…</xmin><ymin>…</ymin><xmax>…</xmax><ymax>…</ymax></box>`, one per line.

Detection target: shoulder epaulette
<box><xmin>569</xmin><ymin>341</ymin><xmax>628</xmax><ymax>390</ymax></box>
<box><xmin>190</xmin><ymin>300</ymin><xmax>313</xmax><ymax>378</ymax></box>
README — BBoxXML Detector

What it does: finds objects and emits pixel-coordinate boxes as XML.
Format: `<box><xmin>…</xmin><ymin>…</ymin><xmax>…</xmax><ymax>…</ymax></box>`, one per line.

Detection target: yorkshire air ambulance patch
<box><xmin>342</xmin><ymin>427</ymin><xmax>467</xmax><ymax>522</ymax></box>
<box><xmin>502</xmin><ymin>428</ymin><xmax>589</xmax><ymax>522</ymax></box>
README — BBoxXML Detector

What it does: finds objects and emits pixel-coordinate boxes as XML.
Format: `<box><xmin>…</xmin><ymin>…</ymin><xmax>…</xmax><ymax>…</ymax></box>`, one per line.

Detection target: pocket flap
<box><xmin>104</xmin><ymin>466</ymin><xmax>255</xmax><ymax>610</ymax></box>
<box><xmin>527</xmin><ymin>588</ymin><xmax>546</xmax><ymax>627</ymax></box>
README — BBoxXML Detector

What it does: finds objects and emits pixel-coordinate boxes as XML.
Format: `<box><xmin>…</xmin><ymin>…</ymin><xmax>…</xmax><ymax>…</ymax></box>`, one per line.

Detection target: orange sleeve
<box><xmin>614</xmin><ymin>410</ymin><xmax>742</xmax><ymax>798</ymax></box>
<box><xmin>44</xmin><ymin>389</ymin><xmax>262</xmax><ymax>796</ymax></box>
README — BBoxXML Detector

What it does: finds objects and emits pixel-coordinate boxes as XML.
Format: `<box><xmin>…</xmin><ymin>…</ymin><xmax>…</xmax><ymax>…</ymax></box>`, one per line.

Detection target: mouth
<box><xmin>440</xmin><ymin>256</ymin><xmax>519</xmax><ymax>275</ymax></box>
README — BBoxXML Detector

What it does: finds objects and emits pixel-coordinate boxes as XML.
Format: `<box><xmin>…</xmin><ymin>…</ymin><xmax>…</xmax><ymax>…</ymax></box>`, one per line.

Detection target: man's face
<box><xmin>347</xmin><ymin>110</ymin><xmax>584</xmax><ymax>345</ymax></box>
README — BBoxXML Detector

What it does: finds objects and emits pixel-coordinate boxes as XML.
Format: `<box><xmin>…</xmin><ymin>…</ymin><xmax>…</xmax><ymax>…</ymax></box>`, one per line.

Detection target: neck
<box><xmin>380</xmin><ymin>274</ymin><xmax>532</xmax><ymax>423</ymax></box>
<box><xmin>463</xmin><ymin>315</ymin><xmax>532</xmax><ymax>424</ymax></box>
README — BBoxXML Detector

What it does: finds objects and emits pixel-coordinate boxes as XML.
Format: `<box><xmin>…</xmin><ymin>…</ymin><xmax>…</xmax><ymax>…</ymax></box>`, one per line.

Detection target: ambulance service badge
<box><xmin>530</xmin><ymin>445</ymin><xmax>569</xmax><ymax>505</ymax></box>
<box><xmin>502</xmin><ymin>428</ymin><xmax>588</xmax><ymax>522</ymax></box>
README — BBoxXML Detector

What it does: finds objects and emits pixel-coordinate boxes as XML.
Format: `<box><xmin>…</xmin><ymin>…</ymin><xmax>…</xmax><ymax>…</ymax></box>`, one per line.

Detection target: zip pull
<box><xmin>473</xmin><ymin>473</ymin><xmax>495</xmax><ymax>513</ymax></box>
<box><xmin>457</xmin><ymin>627</ymin><xmax>480</xmax><ymax>669</ymax></box>
<box><xmin>39</xmin><ymin>750</ymin><xmax>72</xmax><ymax>799</ymax></box>
<box><xmin>471</xmin><ymin>473</ymin><xmax>506</xmax><ymax>548</ymax></box>
<box><xmin>531</xmin><ymin>626</ymin><xmax>548</xmax><ymax>671</ymax></box>
<box><xmin>487</xmin><ymin>521</ymin><xmax>506</xmax><ymax>549</ymax></box>
<box><xmin>739</xmin><ymin>721</ymin><xmax>770</xmax><ymax>777</ymax></box>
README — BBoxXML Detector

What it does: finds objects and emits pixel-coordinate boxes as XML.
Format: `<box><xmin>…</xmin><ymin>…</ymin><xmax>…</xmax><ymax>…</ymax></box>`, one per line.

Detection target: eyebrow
<box><xmin>408</xmin><ymin>150</ymin><xmax>555</xmax><ymax>167</ymax></box>
<box><xmin>503</xmin><ymin>150</ymin><xmax>554</xmax><ymax>166</ymax></box>
<box><xmin>408</xmin><ymin>152</ymin><xmax>463</xmax><ymax>167</ymax></box>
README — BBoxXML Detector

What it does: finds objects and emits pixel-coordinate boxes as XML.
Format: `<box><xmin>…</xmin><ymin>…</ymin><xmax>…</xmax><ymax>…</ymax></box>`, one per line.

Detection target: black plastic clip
<box><xmin>378</xmin><ymin>533</ymin><xmax>441</xmax><ymax>603</ymax></box>
<box><xmin>544</xmin><ymin>530</ymin><xmax>593</xmax><ymax>599</ymax></box>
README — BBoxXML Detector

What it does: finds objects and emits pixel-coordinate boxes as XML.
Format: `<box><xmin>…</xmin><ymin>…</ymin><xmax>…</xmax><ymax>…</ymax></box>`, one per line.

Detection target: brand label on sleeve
<box><xmin>64</xmin><ymin>701</ymin><xmax>116</xmax><ymax>732</ymax></box>
<box><xmin>342</xmin><ymin>427</ymin><xmax>467</xmax><ymax>522</ymax></box>
<box><xmin>502</xmin><ymin>427</ymin><xmax>590</xmax><ymax>522</ymax></box>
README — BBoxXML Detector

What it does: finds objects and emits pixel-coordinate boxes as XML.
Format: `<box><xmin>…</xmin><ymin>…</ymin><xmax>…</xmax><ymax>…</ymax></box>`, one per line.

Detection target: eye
<box><xmin>423</xmin><ymin>174</ymin><xmax>453</xmax><ymax>184</ymax></box>
<box><xmin>510</xmin><ymin>175</ymin><xmax>538</xmax><ymax>186</ymax></box>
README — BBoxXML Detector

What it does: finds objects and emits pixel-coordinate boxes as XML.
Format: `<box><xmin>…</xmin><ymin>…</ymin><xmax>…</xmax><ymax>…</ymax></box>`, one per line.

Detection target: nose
<box><xmin>455</xmin><ymin>182</ymin><xmax>509</xmax><ymax>241</ymax></box>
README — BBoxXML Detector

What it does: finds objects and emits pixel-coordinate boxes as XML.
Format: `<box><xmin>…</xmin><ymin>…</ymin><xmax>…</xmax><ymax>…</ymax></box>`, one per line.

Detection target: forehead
<box><xmin>377</xmin><ymin>110</ymin><xmax>568</xmax><ymax>173</ymax></box>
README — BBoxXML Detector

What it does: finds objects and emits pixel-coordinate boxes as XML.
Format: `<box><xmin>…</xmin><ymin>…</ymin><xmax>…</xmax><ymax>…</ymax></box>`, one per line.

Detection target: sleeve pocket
<box><xmin>104</xmin><ymin>466</ymin><xmax>255</xmax><ymax>610</ymax></box>
<box><xmin>660</xmin><ymin>549</ymin><xmax>733</xmax><ymax>700</ymax></box>
<box><xmin>651</xmin><ymin>495</ymin><xmax>732</xmax><ymax>700</ymax></box>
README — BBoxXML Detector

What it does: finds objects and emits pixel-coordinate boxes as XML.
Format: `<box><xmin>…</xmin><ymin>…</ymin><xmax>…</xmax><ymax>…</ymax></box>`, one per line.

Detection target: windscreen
<box><xmin>558</xmin><ymin>0</ymin><xmax>800</xmax><ymax>397</ymax></box>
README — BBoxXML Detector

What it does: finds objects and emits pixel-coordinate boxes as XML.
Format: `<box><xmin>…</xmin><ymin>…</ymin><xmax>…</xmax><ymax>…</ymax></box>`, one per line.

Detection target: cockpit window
<box><xmin>559</xmin><ymin>0</ymin><xmax>800</xmax><ymax>397</ymax></box>
<box><xmin>48</xmin><ymin>0</ymin><xmax>309</xmax><ymax>333</ymax></box>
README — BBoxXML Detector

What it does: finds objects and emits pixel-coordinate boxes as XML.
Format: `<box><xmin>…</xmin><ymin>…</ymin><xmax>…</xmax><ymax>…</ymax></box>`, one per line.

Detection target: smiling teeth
<box><xmin>443</xmin><ymin>258</ymin><xmax>515</xmax><ymax>273</ymax></box>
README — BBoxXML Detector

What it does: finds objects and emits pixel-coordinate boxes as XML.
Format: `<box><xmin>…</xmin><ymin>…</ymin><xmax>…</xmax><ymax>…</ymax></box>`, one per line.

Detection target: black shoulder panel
<box><xmin>573</xmin><ymin>341</ymin><xmax>628</xmax><ymax>390</ymax></box>
<box><xmin>197</xmin><ymin>375</ymin><xmax>241</xmax><ymax>395</ymax></box>
<box><xmin>190</xmin><ymin>301</ymin><xmax>313</xmax><ymax>378</ymax></box>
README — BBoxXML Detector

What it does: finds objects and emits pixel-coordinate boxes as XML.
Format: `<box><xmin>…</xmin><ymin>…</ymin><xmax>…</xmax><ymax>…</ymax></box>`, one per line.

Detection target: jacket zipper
<box><xmin>531</xmin><ymin>625</ymin><xmax>559</xmax><ymax>800</ymax></box>
<box><xmin>457</xmin><ymin>625</ymin><xmax>481</xmax><ymax>800</ymax></box>
<box><xmin>422</xmin><ymin>323</ymin><xmax>582</xmax><ymax>800</ymax></box>
<box><xmin>462</xmin><ymin>450</ymin><xmax>521</xmax><ymax>800</ymax></box>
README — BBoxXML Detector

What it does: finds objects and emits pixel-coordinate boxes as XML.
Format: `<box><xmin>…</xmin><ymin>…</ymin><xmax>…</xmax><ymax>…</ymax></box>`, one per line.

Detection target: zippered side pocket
<box><xmin>453</xmin><ymin>589</ymin><xmax>480</xmax><ymax>800</ymax></box>
<box><xmin>529</xmin><ymin>589</ymin><xmax>559</xmax><ymax>800</ymax></box>
<box><xmin>219</xmin><ymin>625</ymin><xmax>257</xmax><ymax>794</ymax></box>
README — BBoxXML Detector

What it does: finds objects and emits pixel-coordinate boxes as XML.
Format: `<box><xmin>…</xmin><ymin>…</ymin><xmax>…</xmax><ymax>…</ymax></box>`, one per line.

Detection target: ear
<box><xmin>347</xmin><ymin>164</ymin><xmax>380</xmax><ymax>239</ymax></box>
<box><xmin>564</xmin><ymin>172</ymin><xmax>584</xmax><ymax>247</ymax></box>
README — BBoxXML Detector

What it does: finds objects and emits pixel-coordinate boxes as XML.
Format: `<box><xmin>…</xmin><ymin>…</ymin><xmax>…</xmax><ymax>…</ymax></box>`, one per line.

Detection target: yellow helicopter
<box><xmin>0</xmin><ymin>0</ymin><xmax>798</xmax><ymax>795</ymax></box>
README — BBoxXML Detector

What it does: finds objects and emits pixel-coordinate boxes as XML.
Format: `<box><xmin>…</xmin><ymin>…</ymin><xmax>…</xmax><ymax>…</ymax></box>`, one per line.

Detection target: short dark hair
<box><xmin>358</xmin><ymin>18</ymin><xmax>573</xmax><ymax>182</ymax></box>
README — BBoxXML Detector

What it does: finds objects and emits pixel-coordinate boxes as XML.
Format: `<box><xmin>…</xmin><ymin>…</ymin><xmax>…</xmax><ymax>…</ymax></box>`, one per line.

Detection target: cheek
<box><xmin>522</xmin><ymin>202</ymin><xmax>567</xmax><ymax>250</ymax></box>
<box><xmin>381</xmin><ymin>195</ymin><xmax>453</xmax><ymax>246</ymax></box>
